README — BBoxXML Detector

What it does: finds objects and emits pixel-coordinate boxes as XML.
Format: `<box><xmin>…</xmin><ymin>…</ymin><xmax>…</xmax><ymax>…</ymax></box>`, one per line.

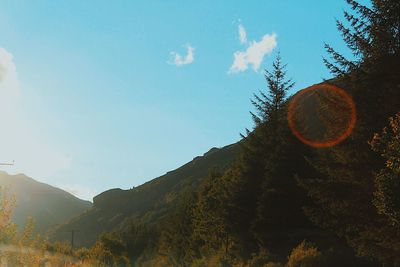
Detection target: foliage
<box><xmin>135</xmin><ymin>1</ymin><xmax>400</xmax><ymax>265</ymax></box>
<box><xmin>370</xmin><ymin>112</ymin><xmax>400</xmax><ymax>225</ymax></box>
<box><xmin>1</xmin><ymin>186</ymin><xmax>132</xmax><ymax>266</ymax></box>
<box><xmin>0</xmin><ymin>187</ymin><xmax>16</xmax><ymax>243</ymax></box>
<box><xmin>191</xmin><ymin>170</ymin><xmax>234</xmax><ymax>256</ymax></box>
<box><xmin>246</xmin><ymin>249</ymin><xmax>277</xmax><ymax>267</ymax></box>
<box><xmin>249</xmin><ymin>52</ymin><xmax>294</xmax><ymax>127</ymax></box>
<box><xmin>299</xmin><ymin>0</ymin><xmax>400</xmax><ymax>265</ymax></box>
<box><xmin>286</xmin><ymin>241</ymin><xmax>322</xmax><ymax>267</ymax></box>
<box><xmin>0</xmin><ymin>188</ymin><xmax>78</xmax><ymax>266</ymax></box>
<box><xmin>324</xmin><ymin>0</ymin><xmax>400</xmax><ymax>76</ymax></box>
<box><xmin>90</xmin><ymin>232</ymin><xmax>130</xmax><ymax>266</ymax></box>
<box><xmin>245</xmin><ymin>54</ymin><xmax>314</xmax><ymax>258</ymax></box>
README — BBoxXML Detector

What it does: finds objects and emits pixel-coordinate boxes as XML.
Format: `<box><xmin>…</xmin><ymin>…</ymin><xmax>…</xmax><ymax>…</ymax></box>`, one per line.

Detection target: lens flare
<box><xmin>287</xmin><ymin>83</ymin><xmax>356</xmax><ymax>148</ymax></box>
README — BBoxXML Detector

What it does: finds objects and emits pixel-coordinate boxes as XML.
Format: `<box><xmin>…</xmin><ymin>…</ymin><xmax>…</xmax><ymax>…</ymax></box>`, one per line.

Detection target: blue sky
<box><xmin>0</xmin><ymin>0</ymin><xmax>350</xmax><ymax>200</ymax></box>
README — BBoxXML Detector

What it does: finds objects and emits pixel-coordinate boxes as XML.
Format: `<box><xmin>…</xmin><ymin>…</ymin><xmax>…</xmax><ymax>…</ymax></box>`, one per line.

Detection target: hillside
<box><xmin>51</xmin><ymin>143</ymin><xmax>240</xmax><ymax>247</ymax></box>
<box><xmin>48</xmin><ymin>82</ymin><xmax>357</xmax><ymax>250</ymax></box>
<box><xmin>0</xmin><ymin>171</ymin><xmax>92</xmax><ymax>234</ymax></box>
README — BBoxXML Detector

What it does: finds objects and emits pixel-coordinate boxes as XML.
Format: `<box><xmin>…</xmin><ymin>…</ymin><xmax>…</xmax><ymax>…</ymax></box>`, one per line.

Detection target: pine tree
<box><xmin>191</xmin><ymin>170</ymin><xmax>229</xmax><ymax>252</ymax></box>
<box><xmin>250</xmin><ymin>52</ymin><xmax>294</xmax><ymax>128</ymax></box>
<box><xmin>324</xmin><ymin>0</ymin><xmax>400</xmax><ymax>76</ymax></box>
<box><xmin>234</xmin><ymin>54</ymin><xmax>315</xmax><ymax>259</ymax></box>
<box><xmin>300</xmin><ymin>0</ymin><xmax>400</xmax><ymax>265</ymax></box>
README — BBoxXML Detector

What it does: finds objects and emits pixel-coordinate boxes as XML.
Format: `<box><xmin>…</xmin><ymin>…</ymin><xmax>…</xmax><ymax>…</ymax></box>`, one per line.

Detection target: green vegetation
<box><xmin>1</xmin><ymin>187</ymin><xmax>129</xmax><ymax>266</ymax></box>
<box><xmin>286</xmin><ymin>241</ymin><xmax>322</xmax><ymax>267</ymax></box>
<box><xmin>370</xmin><ymin>112</ymin><xmax>400</xmax><ymax>226</ymax></box>
<box><xmin>118</xmin><ymin>1</ymin><xmax>397</xmax><ymax>265</ymax></box>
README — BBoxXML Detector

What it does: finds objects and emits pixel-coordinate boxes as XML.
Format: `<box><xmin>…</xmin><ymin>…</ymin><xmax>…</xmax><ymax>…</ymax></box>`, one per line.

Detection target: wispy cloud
<box><xmin>0</xmin><ymin>47</ymin><xmax>70</xmax><ymax>180</ymax></box>
<box><xmin>168</xmin><ymin>45</ymin><xmax>195</xmax><ymax>66</ymax></box>
<box><xmin>238</xmin><ymin>24</ymin><xmax>247</xmax><ymax>44</ymax></box>
<box><xmin>229</xmin><ymin>25</ymin><xmax>277</xmax><ymax>74</ymax></box>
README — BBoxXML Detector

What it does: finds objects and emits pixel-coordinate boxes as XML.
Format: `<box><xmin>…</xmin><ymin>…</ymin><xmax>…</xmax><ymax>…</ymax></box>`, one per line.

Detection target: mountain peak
<box><xmin>0</xmin><ymin>172</ymin><xmax>92</xmax><ymax>233</ymax></box>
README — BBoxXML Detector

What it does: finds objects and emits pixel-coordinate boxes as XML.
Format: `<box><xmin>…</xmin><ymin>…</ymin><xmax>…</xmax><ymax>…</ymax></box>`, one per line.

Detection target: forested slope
<box><xmin>51</xmin><ymin>144</ymin><xmax>241</xmax><ymax>247</ymax></box>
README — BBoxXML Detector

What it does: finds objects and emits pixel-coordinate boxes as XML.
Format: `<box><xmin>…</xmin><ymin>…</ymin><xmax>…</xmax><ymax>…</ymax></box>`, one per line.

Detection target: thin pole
<box><xmin>67</xmin><ymin>229</ymin><xmax>80</xmax><ymax>250</ymax></box>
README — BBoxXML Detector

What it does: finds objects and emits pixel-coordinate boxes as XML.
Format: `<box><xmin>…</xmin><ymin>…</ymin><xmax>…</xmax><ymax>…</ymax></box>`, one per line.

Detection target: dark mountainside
<box><xmin>51</xmin><ymin>143</ymin><xmax>241</xmax><ymax>247</ymax></box>
<box><xmin>0</xmin><ymin>171</ymin><xmax>92</xmax><ymax>233</ymax></box>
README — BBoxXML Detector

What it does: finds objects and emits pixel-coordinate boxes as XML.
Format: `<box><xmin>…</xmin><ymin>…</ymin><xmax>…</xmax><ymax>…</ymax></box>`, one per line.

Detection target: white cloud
<box><xmin>229</xmin><ymin>25</ymin><xmax>277</xmax><ymax>74</ymax></box>
<box><xmin>0</xmin><ymin>47</ymin><xmax>70</xmax><ymax>180</ymax></box>
<box><xmin>238</xmin><ymin>24</ymin><xmax>247</xmax><ymax>44</ymax></box>
<box><xmin>168</xmin><ymin>45</ymin><xmax>194</xmax><ymax>66</ymax></box>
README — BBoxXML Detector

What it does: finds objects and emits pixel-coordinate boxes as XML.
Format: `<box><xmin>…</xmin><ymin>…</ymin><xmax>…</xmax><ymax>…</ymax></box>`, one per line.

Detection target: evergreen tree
<box><xmin>157</xmin><ymin>192</ymin><xmax>197</xmax><ymax>266</ymax></box>
<box><xmin>370</xmin><ymin>112</ymin><xmax>400</xmax><ymax>226</ymax></box>
<box><xmin>250</xmin><ymin>52</ymin><xmax>294</xmax><ymax>128</ymax></box>
<box><xmin>247</xmin><ymin>55</ymin><xmax>314</xmax><ymax>258</ymax></box>
<box><xmin>300</xmin><ymin>0</ymin><xmax>400</xmax><ymax>265</ymax></box>
<box><xmin>324</xmin><ymin>0</ymin><xmax>400</xmax><ymax>76</ymax></box>
<box><xmin>191</xmin><ymin>170</ymin><xmax>234</xmax><ymax>257</ymax></box>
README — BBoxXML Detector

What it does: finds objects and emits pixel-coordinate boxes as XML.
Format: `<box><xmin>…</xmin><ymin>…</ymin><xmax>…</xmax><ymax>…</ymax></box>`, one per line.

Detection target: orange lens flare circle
<box><xmin>287</xmin><ymin>83</ymin><xmax>357</xmax><ymax>148</ymax></box>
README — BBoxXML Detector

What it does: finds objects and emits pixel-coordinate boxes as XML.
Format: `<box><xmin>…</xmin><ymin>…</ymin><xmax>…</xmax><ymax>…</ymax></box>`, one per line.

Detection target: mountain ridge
<box><xmin>0</xmin><ymin>171</ymin><xmax>92</xmax><ymax>234</ymax></box>
<box><xmin>51</xmin><ymin>143</ymin><xmax>241</xmax><ymax>246</ymax></box>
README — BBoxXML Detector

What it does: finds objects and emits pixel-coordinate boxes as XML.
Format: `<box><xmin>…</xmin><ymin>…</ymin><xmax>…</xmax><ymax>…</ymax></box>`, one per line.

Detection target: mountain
<box><xmin>49</xmin><ymin>83</ymin><xmax>345</xmax><ymax>248</ymax></box>
<box><xmin>51</xmin><ymin>143</ymin><xmax>241</xmax><ymax>247</ymax></box>
<box><xmin>0</xmin><ymin>171</ymin><xmax>92</xmax><ymax>233</ymax></box>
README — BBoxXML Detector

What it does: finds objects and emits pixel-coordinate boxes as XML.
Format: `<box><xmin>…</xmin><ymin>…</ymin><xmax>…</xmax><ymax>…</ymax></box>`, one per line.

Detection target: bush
<box><xmin>247</xmin><ymin>249</ymin><xmax>280</xmax><ymax>267</ymax></box>
<box><xmin>286</xmin><ymin>241</ymin><xmax>322</xmax><ymax>267</ymax></box>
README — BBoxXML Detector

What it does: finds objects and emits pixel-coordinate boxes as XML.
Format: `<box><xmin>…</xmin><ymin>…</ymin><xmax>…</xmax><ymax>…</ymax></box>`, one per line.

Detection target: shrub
<box><xmin>286</xmin><ymin>241</ymin><xmax>322</xmax><ymax>267</ymax></box>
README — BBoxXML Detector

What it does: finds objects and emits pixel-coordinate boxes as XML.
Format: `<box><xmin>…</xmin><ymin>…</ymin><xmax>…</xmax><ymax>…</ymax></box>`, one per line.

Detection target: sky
<box><xmin>0</xmin><ymin>0</ymin><xmax>351</xmax><ymax>201</ymax></box>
